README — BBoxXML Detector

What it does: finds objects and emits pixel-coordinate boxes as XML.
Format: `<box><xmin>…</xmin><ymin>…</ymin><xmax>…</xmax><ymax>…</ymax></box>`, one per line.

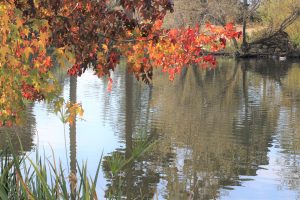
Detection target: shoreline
<box><xmin>208</xmin><ymin>50</ymin><xmax>300</xmax><ymax>59</ymax></box>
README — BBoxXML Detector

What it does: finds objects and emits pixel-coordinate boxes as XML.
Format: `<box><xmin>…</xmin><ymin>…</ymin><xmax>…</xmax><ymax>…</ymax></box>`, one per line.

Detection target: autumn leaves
<box><xmin>0</xmin><ymin>2</ymin><xmax>58</xmax><ymax>126</ymax></box>
<box><xmin>0</xmin><ymin>0</ymin><xmax>240</xmax><ymax>126</ymax></box>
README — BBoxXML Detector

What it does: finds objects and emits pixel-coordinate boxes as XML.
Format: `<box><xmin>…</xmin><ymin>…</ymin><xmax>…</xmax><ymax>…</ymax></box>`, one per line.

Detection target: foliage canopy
<box><xmin>0</xmin><ymin>0</ymin><xmax>240</xmax><ymax>126</ymax></box>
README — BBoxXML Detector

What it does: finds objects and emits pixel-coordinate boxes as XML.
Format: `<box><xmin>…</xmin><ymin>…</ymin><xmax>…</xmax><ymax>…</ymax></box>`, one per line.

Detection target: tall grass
<box><xmin>0</xmin><ymin>149</ymin><xmax>102</xmax><ymax>200</ymax></box>
<box><xmin>0</xmin><ymin>132</ymin><xmax>155</xmax><ymax>200</ymax></box>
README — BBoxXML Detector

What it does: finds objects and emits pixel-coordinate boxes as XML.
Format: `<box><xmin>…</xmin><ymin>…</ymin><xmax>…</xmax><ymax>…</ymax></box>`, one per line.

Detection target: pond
<box><xmin>1</xmin><ymin>58</ymin><xmax>300</xmax><ymax>199</ymax></box>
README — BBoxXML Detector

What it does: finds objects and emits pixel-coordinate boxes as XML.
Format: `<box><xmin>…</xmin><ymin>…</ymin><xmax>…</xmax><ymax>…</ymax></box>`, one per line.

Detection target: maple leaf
<box><xmin>39</xmin><ymin>32</ymin><xmax>49</xmax><ymax>43</ymax></box>
<box><xmin>0</xmin><ymin>46</ymin><xmax>10</xmax><ymax>59</ymax></box>
<box><xmin>153</xmin><ymin>20</ymin><xmax>163</xmax><ymax>30</ymax></box>
<box><xmin>22</xmin><ymin>28</ymin><xmax>30</xmax><ymax>37</ymax></box>
<box><xmin>102</xmin><ymin>44</ymin><xmax>108</xmax><ymax>53</ymax></box>
<box><xmin>23</xmin><ymin>47</ymin><xmax>33</xmax><ymax>59</ymax></box>
<box><xmin>15</xmin><ymin>18</ymin><xmax>23</xmax><ymax>29</ymax></box>
<box><xmin>44</xmin><ymin>56</ymin><xmax>52</xmax><ymax>67</ymax></box>
<box><xmin>225</xmin><ymin>23</ymin><xmax>234</xmax><ymax>30</ymax></box>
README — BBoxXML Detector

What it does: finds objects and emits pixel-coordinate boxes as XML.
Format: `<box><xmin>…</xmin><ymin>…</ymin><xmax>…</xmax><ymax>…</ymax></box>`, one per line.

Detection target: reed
<box><xmin>0</xmin><ymin>148</ymin><xmax>102</xmax><ymax>200</ymax></box>
<box><xmin>0</xmin><ymin>132</ymin><xmax>154</xmax><ymax>200</ymax></box>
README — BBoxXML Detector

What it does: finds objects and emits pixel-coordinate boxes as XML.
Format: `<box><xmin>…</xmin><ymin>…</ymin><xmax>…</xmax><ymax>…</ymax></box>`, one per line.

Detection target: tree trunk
<box><xmin>242</xmin><ymin>0</ymin><xmax>248</xmax><ymax>49</ymax></box>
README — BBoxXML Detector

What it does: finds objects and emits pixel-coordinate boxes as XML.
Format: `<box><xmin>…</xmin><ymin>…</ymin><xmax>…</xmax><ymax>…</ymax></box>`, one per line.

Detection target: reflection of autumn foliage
<box><xmin>0</xmin><ymin>1</ymin><xmax>240</xmax><ymax>126</ymax></box>
<box><xmin>98</xmin><ymin>60</ymin><xmax>300</xmax><ymax>198</ymax></box>
<box><xmin>0</xmin><ymin>106</ymin><xmax>35</xmax><ymax>152</ymax></box>
<box><xmin>149</xmin><ymin>61</ymin><xmax>282</xmax><ymax>199</ymax></box>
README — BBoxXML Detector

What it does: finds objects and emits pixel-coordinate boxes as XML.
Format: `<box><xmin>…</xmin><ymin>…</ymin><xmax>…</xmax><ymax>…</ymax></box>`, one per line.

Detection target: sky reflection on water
<box><xmin>2</xmin><ymin>58</ymin><xmax>300</xmax><ymax>199</ymax></box>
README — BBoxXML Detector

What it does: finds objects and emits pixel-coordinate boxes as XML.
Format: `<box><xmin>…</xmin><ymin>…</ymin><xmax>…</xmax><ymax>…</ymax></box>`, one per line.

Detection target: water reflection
<box><xmin>102</xmin><ymin>73</ymin><xmax>161</xmax><ymax>199</ymax></box>
<box><xmin>69</xmin><ymin>75</ymin><xmax>77</xmax><ymax>200</ymax></box>
<box><xmin>0</xmin><ymin>106</ymin><xmax>35</xmax><ymax>153</ymax></box>
<box><xmin>103</xmin><ymin>58</ymin><xmax>300</xmax><ymax>199</ymax></box>
<box><xmin>4</xmin><ymin>58</ymin><xmax>300</xmax><ymax>199</ymax></box>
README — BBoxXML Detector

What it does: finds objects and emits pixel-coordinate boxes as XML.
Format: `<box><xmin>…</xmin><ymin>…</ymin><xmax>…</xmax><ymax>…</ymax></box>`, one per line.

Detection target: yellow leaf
<box><xmin>23</xmin><ymin>47</ymin><xmax>33</xmax><ymax>59</ymax></box>
<box><xmin>102</xmin><ymin>44</ymin><xmax>108</xmax><ymax>53</ymax></box>
<box><xmin>0</xmin><ymin>46</ymin><xmax>10</xmax><ymax>60</ymax></box>
<box><xmin>22</xmin><ymin>28</ymin><xmax>30</xmax><ymax>37</ymax></box>
<box><xmin>8</xmin><ymin>56</ymin><xmax>20</xmax><ymax>67</ymax></box>
<box><xmin>39</xmin><ymin>31</ymin><xmax>49</xmax><ymax>43</ymax></box>
<box><xmin>78</xmin><ymin>107</ymin><xmax>84</xmax><ymax>117</ymax></box>
<box><xmin>15</xmin><ymin>18</ymin><xmax>23</xmax><ymax>29</ymax></box>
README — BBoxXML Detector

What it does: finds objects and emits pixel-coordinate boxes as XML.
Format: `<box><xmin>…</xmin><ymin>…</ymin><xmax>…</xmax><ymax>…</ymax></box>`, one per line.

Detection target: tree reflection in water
<box><xmin>103</xmin><ymin>59</ymin><xmax>300</xmax><ymax>199</ymax></box>
<box><xmin>102</xmin><ymin>73</ymin><xmax>162</xmax><ymax>199</ymax></box>
<box><xmin>69</xmin><ymin>75</ymin><xmax>77</xmax><ymax>200</ymax></box>
<box><xmin>3</xmin><ymin>58</ymin><xmax>300</xmax><ymax>199</ymax></box>
<box><xmin>0</xmin><ymin>106</ymin><xmax>35</xmax><ymax>153</ymax></box>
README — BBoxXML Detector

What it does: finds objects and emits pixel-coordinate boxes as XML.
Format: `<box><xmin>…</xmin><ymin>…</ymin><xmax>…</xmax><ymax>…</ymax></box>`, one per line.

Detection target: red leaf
<box><xmin>107</xmin><ymin>78</ymin><xmax>113</xmax><ymax>92</ymax></box>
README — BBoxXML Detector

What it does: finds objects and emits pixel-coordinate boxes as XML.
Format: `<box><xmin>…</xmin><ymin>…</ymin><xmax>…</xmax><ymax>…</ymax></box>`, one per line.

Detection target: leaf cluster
<box><xmin>0</xmin><ymin>0</ymin><xmax>241</xmax><ymax>126</ymax></box>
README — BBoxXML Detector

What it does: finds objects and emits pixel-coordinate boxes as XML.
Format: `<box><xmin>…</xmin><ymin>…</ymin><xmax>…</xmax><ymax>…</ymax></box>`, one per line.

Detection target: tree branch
<box><xmin>279</xmin><ymin>7</ymin><xmax>300</xmax><ymax>31</ymax></box>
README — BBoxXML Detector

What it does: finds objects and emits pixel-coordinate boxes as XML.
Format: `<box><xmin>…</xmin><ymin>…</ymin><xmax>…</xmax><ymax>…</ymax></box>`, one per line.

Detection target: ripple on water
<box><xmin>5</xmin><ymin>59</ymin><xmax>300</xmax><ymax>199</ymax></box>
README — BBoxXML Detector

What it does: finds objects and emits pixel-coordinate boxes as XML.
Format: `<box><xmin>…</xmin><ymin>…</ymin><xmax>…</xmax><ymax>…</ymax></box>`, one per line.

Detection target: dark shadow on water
<box><xmin>0</xmin><ymin>106</ymin><xmax>36</xmax><ymax>153</ymax></box>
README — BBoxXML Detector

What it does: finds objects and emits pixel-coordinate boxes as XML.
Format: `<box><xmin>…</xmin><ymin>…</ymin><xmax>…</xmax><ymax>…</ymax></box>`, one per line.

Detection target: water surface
<box><xmin>1</xmin><ymin>58</ymin><xmax>300</xmax><ymax>199</ymax></box>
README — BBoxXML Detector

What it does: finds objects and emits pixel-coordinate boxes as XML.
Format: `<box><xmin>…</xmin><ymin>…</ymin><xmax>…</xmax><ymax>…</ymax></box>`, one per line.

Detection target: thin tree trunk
<box><xmin>242</xmin><ymin>0</ymin><xmax>248</xmax><ymax>48</ymax></box>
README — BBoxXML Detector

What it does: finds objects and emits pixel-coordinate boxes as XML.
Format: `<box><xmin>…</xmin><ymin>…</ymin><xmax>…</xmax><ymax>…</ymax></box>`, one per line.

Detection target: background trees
<box><xmin>164</xmin><ymin>0</ymin><xmax>300</xmax><ymax>49</ymax></box>
<box><xmin>258</xmin><ymin>0</ymin><xmax>300</xmax><ymax>46</ymax></box>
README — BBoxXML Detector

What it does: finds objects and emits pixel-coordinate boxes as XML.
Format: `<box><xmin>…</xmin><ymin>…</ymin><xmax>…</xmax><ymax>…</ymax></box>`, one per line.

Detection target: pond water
<box><xmin>1</xmin><ymin>58</ymin><xmax>300</xmax><ymax>199</ymax></box>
